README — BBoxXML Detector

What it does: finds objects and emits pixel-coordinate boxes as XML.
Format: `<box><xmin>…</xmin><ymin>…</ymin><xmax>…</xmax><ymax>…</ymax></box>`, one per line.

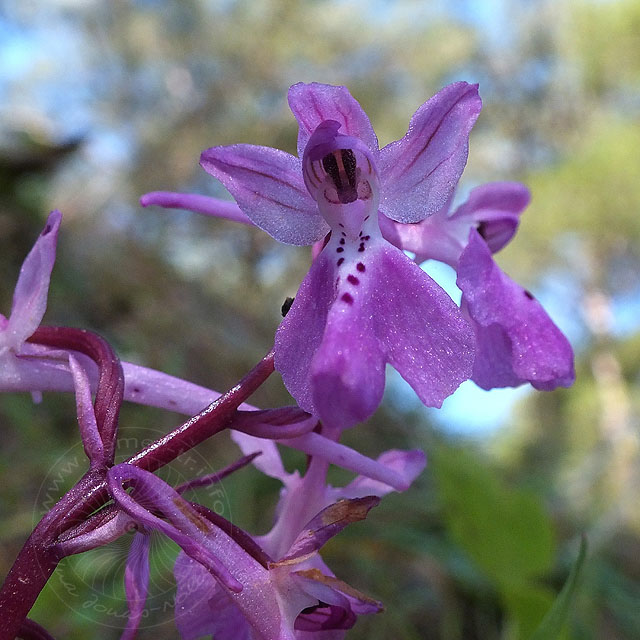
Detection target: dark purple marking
<box><xmin>358</xmin><ymin>231</ymin><xmax>363</xmax><ymax>237</ymax></box>
<box><xmin>356</xmin><ymin>262</ymin><xmax>365</xmax><ymax>272</ymax></box>
<box><xmin>341</xmin><ymin>292</ymin><xmax>354</xmax><ymax>304</ymax></box>
<box><xmin>524</xmin><ymin>290</ymin><xmax>534</xmax><ymax>300</ymax></box>
<box><xmin>339</xmin><ymin>238</ymin><xmax>345</xmax><ymax>245</ymax></box>
<box><xmin>364</xmin><ymin>215</ymin><xmax>370</xmax><ymax>221</ymax></box>
<box><xmin>336</xmin><ymin>247</ymin><xmax>344</xmax><ymax>253</ymax></box>
<box><xmin>362</xmin><ymin>235</ymin><xmax>370</xmax><ymax>241</ymax></box>
<box><xmin>341</xmin><ymin>231</ymin><xmax>346</xmax><ymax>237</ymax></box>
<box><xmin>338</xmin><ymin>223</ymin><xmax>344</xmax><ymax>228</ymax></box>
<box><xmin>347</xmin><ymin>274</ymin><xmax>360</xmax><ymax>285</ymax></box>
<box><xmin>358</xmin><ymin>243</ymin><xmax>365</xmax><ymax>252</ymax></box>
<box><xmin>337</xmin><ymin>257</ymin><xmax>345</xmax><ymax>266</ymax></box>
<box><xmin>42</xmin><ymin>224</ymin><xmax>53</xmax><ymax>235</ymax></box>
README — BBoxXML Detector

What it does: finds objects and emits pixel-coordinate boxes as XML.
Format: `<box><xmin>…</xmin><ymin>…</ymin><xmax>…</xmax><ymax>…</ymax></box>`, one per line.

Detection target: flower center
<box><xmin>302</xmin><ymin>121</ymin><xmax>379</xmax><ymax>238</ymax></box>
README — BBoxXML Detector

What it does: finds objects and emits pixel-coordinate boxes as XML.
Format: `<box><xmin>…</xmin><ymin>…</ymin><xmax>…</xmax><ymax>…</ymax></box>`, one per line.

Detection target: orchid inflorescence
<box><xmin>0</xmin><ymin>81</ymin><xmax>574</xmax><ymax>639</ymax></box>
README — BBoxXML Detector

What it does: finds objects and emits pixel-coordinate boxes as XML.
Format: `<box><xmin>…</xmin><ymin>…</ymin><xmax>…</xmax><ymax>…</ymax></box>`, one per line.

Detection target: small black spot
<box><xmin>362</xmin><ymin>235</ymin><xmax>370</xmax><ymax>241</ymax></box>
<box><xmin>356</xmin><ymin>262</ymin><xmax>365</xmax><ymax>272</ymax></box>
<box><xmin>358</xmin><ymin>243</ymin><xmax>365</xmax><ymax>252</ymax></box>
<box><xmin>339</xmin><ymin>238</ymin><xmax>345</xmax><ymax>245</ymax></box>
<box><xmin>132</xmin><ymin>387</ymin><xmax>141</xmax><ymax>394</ymax></box>
<box><xmin>341</xmin><ymin>292</ymin><xmax>354</xmax><ymax>304</ymax></box>
<box><xmin>336</xmin><ymin>247</ymin><xmax>344</xmax><ymax>253</ymax></box>
<box><xmin>364</xmin><ymin>215</ymin><xmax>370</xmax><ymax>221</ymax></box>
<box><xmin>337</xmin><ymin>257</ymin><xmax>344</xmax><ymax>266</ymax></box>
<box><xmin>341</xmin><ymin>231</ymin><xmax>346</xmax><ymax>237</ymax></box>
<box><xmin>281</xmin><ymin>296</ymin><xmax>295</xmax><ymax>317</ymax></box>
<box><xmin>347</xmin><ymin>274</ymin><xmax>360</xmax><ymax>285</ymax></box>
<box><xmin>524</xmin><ymin>290</ymin><xmax>534</xmax><ymax>300</ymax></box>
<box><xmin>338</xmin><ymin>223</ymin><xmax>344</xmax><ymax>228</ymax></box>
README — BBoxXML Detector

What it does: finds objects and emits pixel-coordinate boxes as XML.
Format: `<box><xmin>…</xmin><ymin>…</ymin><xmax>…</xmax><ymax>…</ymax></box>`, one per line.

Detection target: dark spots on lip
<box><xmin>336</xmin><ymin>247</ymin><xmax>344</xmax><ymax>253</ymax></box>
<box><xmin>358</xmin><ymin>243</ymin><xmax>365</xmax><ymax>252</ymax></box>
<box><xmin>356</xmin><ymin>262</ymin><xmax>365</xmax><ymax>272</ymax></box>
<box><xmin>337</xmin><ymin>257</ymin><xmax>344</xmax><ymax>266</ymax></box>
<box><xmin>132</xmin><ymin>387</ymin><xmax>141</xmax><ymax>394</ymax></box>
<box><xmin>347</xmin><ymin>274</ymin><xmax>359</xmax><ymax>285</ymax></box>
<box><xmin>341</xmin><ymin>292</ymin><xmax>354</xmax><ymax>304</ymax></box>
<box><xmin>281</xmin><ymin>296</ymin><xmax>295</xmax><ymax>317</ymax></box>
<box><xmin>338</xmin><ymin>223</ymin><xmax>344</xmax><ymax>228</ymax></box>
<box><xmin>524</xmin><ymin>290</ymin><xmax>534</xmax><ymax>300</ymax></box>
<box><xmin>341</xmin><ymin>231</ymin><xmax>346</xmax><ymax>237</ymax></box>
<box><xmin>364</xmin><ymin>215</ymin><xmax>370</xmax><ymax>221</ymax></box>
<box><xmin>339</xmin><ymin>238</ymin><xmax>345</xmax><ymax>245</ymax></box>
<box><xmin>362</xmin><ymin>235</ymin><xmax>370</xmax><ymax>241</ymax></box>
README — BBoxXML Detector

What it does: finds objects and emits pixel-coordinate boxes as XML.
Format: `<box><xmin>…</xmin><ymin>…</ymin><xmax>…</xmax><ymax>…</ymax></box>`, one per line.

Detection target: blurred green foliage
<box><xmin>1</xmin><ymin>0</ymin><xmax>639</xmax><ymax>638</ymax></box>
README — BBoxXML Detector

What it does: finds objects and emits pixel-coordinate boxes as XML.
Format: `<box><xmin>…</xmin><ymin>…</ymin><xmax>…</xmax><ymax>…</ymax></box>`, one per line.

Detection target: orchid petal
<box><xmin>277</xmin><ymin>242</ymin><xmax>474</xmax><ymax>429</ymax></box>
<box><xmin>174</xmin><ymin>552</ymin><xmax>254</xmax><ymax>640</ymax></box>
<box><xmin>280</xmin><ymin>496</ymin><xmax>379</xmax><ymax>562</ymax></box>
<box><xmin>451</xmin><ymin>181</ymin><xmax>529</xmax><ymax>253</ymax></box>
<box><xmin>275</xmin><ymin>249</ymin><xmax>336</xmax><ymax>417</ymax></box>
<box><xmin>200</xmin><ymin>144</ymin><xmax>327</xmax><ymax>245</ymax></box>
<box><xmin>457</xmin><ymin>229</ymin><xmax>575</xmax><ymax>390</ymax></box>
<box><xmin>288</xmin><ymin>82</ymin><xmax>379</xmax><ymax>157</ymax></box>
<box><xmin>107</xmin><ymin>464</ymin><xmax>243</xmax><ymax>592</ymax></box>
<box><xmin>371</xmin><ymin>244</ymin><xmax>475</xmax><ymax>407</ymax></box>
<box><xmin>2</xmin><ymin>211</ymin><xmax>61</xmax><ymax>351</ymax></box>
<box><xmin>230</xmin><ymin>430</ymin><xmax>295</xmax><ymax>485</ymax></box>
<box><xmin>379</xmin><ymin>82</ymin><xmax>481</xmax><ymax>223</ymax></box>
<box><xmin>339</xmin><ymin>449</ymin><xmax>426</xmax><ymax>499</ymax></box>
<box><xmin>68</xmin><ymin>354</ymin><xmax>104</xmax><ymax>465</ymax></box>
<box><xmin>120</xmin><ymin>532</ymin><xmax>151</xmax><ymax>640</ymax></box>
<box><xmin>140</xmin><ymin>191</ymin><xmax>253</xmax><ymax>226</ymax></box>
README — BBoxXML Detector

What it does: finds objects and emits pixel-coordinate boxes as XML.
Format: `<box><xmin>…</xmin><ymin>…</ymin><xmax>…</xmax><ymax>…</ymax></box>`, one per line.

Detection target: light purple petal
<box><xmin>140</xmin><ymin>191</ymin><xmax>253</xmax><ymax>225</ymax></box>
<box><xmin>450</xmin><ymin>181</ymin><xmax>529</xmax><ymax>253</ymax></box>
<box><xmin>2</xmin><ymin>211</ymin><xmax>61</xmax><ymax>351</ymax></box>
<box><xmin>338</xmin><ymin>449</ymin><xmax>426</xmax><ymax>499</ymax></box>
<box><xmin>378</xmin><ymin>206</ymin><xmax>467</xmax><ymax>267</ymax></box>
<box><xmin>378</xmin><ymin>82</ymin><xmax>482</xmax><ymax>223</ymax></box>
<box><xmin>200</xmin><ymin>144</ymin><xmax>327</xmax><ymax>245</ymax></box>
<box><xmin>230</xmin><ymin>430</ymin><xmax>295</xmax><ymax>485</ymax></box>
<box><xmin>174</xmin><ymin>552</ymin><xmax>253</xmax><ymax>640</ymax></box>
<box><xmin>279</xmin><ymin>433</ymin><xmax>418</xmax><ymax>491</ymax></box>
<box><xmin>288</xmin><ymin>83</ymin><xmax>379</xmax><ymax>157</ymax></box>
<box><xmin>371</xmin><ymin>244</ymin><xmax>475</xmax><ymax>407</ymax></box>
<box><xmin>275</xmin><ymin>249</ymin><xmax>336</xmax><ymax>416</ymax></box>
<box><xmin>457</xmin><ymin>230</ymin><xmax>575</xmax><ymax>390</ymax></box>
<box><xmin>276</xmin><ymin>241</ymin><xmax>474</xmax><ymax>429</ymax></box>
<box><xmin>120</xmin><ymin>532</ymin><xmax>151</xmax><ymax>640</ymax></box>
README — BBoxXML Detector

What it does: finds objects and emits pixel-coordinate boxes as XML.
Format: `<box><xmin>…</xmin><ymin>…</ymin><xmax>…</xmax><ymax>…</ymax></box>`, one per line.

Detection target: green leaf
<box><xmin>529</xmin><ymin>536</ymin><xmax>588</xmax><ymax>640</ymax></box>
<box><xmin>433</xmin><ymin>446</ymin><xmax>555</xmax><ymax>588</ymax></box>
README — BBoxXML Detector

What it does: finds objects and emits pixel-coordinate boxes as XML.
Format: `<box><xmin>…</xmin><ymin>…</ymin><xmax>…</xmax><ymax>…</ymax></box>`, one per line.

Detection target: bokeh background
<box><xmin>1</xmin><ymin>0</ymin><xmax>639</xmax><ymax>638</ymax></box>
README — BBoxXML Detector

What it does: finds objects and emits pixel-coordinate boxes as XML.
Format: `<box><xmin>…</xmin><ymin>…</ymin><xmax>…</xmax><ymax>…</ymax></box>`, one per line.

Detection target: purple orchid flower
<box><xmin>107</xmin><ymin>461</ymin><xmax>384</xmax><ymax>640</ymax></box>
<box><xmin>173</xmin><ymin>81</ymin><xmax>482</xmax><ymax>430</ymax></box>
<box><xmin>380</xmin><ymin>181</ymin><xmax>575</xmax><ymax>390</ymax></box>
<box><xmin>0</xmin><ymin>210</ymin><xmax>61</xmax><ymax>356</ymax></box>
<box><xmin>173</xmin><ymin>429</ymin><xmax>423</xmax><ymax>639</ymax></box>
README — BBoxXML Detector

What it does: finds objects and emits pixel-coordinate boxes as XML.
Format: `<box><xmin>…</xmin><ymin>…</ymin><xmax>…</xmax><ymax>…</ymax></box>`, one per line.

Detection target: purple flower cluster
<box><xmin>0</xmin><ymin>81</ymin><xmax>574</xmax><ymax>640</ymax></box>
